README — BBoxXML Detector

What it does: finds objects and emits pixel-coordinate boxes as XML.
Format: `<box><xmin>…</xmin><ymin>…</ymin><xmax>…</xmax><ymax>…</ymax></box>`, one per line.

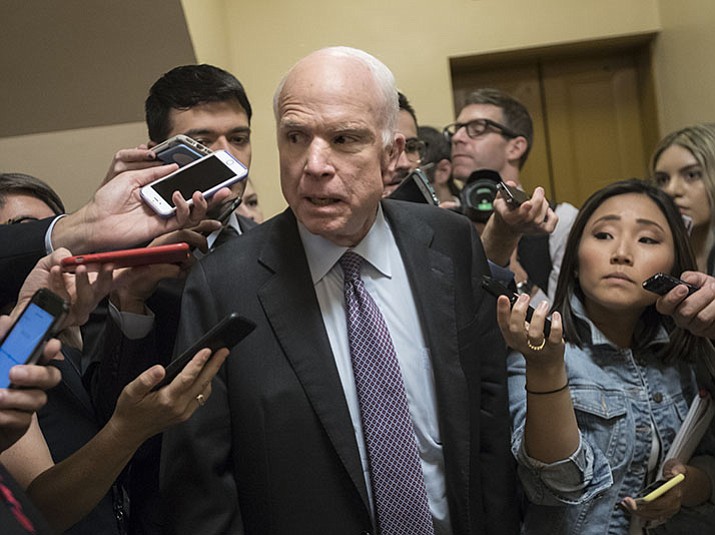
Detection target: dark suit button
<box><xmin>653</xmin><ymin>392</ymin><xmax>663</xmax><ymax>403</ymax></box>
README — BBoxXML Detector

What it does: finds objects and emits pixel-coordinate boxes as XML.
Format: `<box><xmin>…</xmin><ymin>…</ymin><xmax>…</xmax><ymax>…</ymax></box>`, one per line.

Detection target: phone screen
<box><xmin>0</xmin><ymin>303</ymin><xmax>56</xmax><ymax>388</ymax></box>
<box><xmin>153</xmin><ymin>156</ymin><xmax>239</xmax><ymax>208</ymax></box>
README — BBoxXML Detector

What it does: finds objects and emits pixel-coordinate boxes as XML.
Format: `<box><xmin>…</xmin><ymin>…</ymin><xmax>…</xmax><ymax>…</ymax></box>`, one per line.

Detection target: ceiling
<box><xmin>0</xmin><ymin>0</ymin><xmax>196</xmax><ymax>138</ymax></box>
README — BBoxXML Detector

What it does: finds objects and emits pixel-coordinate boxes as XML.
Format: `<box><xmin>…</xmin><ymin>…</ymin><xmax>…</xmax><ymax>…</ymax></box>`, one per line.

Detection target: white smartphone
<box><xmin>140</xmin><ymin>150</ymin><xmax>249</xmax><ymax>217</ymax></box>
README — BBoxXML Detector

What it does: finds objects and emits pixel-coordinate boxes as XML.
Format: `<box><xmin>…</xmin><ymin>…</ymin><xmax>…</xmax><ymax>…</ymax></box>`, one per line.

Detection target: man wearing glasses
<box><xmin>382</xmin><ymin>91</ymin><xmax>426</xmax><ymax>197</ymax></box>
<box><xmin>444</xmin><ymin>88</ymin><xmax>577</xmax><ymax>302</ymax></box>
<box><xmin>444</xmin><ymin>88</ymin><xmax>531</xmax><ymax>186</ymax></box>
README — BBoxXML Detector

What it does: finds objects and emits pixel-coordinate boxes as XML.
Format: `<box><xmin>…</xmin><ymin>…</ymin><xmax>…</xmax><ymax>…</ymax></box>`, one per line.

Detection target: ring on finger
<box><xmin>196</xmin><ymin>393</ymin><xmax>206</xmax><ymax>407</ymax></box>
<box><xmin>527</xmin><ymin>338</ymin><xmax>546</xmax><ymax>351</ymax></box>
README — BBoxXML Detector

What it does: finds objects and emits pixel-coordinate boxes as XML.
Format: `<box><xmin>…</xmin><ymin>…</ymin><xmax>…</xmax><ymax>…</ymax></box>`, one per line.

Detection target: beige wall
<box><xmin>184</xmin><ymin>0</ymin><xmax>662</xmax><ymax>218</ymax></box>
<box><xmin>0</xmin><ymin>122</ymin><xmax>146</xmax><ymax>212</ymax></box>
<box><xmin>653</xmin><ymin>0</ymin><xmax>715</xmax><ymax>134</ymax></box>
<box><xmin>5</xmin><ymin>1</ymin><xmax>715</xmax><ymax>219</ymax></box>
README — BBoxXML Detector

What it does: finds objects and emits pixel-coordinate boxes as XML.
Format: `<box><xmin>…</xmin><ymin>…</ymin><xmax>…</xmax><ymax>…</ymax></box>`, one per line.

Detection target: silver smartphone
<box><xmin>151</xmin><ymin>134</ymin><xmax>213</xmax><ymax>167</ymax></box>
<box><xmin>140</xmin><ymin>150</ymin><xmax>249</xmax><ymax>217</ymax></box>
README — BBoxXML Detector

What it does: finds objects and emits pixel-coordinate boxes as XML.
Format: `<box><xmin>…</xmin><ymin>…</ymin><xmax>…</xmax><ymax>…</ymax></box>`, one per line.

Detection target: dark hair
<box><xmin>417</xmin><ymin>125</ymin><xmax>460</xmax><ymax>198</ymax></box>
<box><xmin>463</xmin><ymin>88</ymin><xmax>533</xmax><ymax>169</ymax></box>
<box><xmin>552</xmin><ymin>179</ymin><xmax>707</xmax><ymax>363</ymax></box>
<box><xmin>398</xmin><ymin>91</ymin><xmax>418</xmax><ymax>129</ymax></box>
<box><xmin>0</xmin><ymin>172</ymin><xmax>64</xmax><ymax>216</ymax></box>
<box><xmin>145</xmin><ymin>64</ymin><xmax>253</xmax><ymax>143</ymax></box>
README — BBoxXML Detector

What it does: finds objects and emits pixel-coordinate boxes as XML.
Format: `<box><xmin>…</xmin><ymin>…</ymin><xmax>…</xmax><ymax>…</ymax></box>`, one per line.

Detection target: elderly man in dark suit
<box><xmin>161</xmin><ymin>46</ymin><xmax>519</xmax><ymax>535</ymax></box>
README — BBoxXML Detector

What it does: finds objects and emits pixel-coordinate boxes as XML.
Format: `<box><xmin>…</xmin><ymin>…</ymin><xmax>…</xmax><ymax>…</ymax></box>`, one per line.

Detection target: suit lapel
<box><xmin>256</xmin><ymin>211</ymin><xmax>371</xmax><ymax>511</ymax></box>
<box><xmin>383</xmin><ymin>202</ymin><xmax>471</xmax><ymax>519</ymax></box>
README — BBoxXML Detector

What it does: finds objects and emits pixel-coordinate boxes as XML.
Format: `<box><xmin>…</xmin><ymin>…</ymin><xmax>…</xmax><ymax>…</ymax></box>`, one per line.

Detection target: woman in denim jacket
<box><xmin>498</xmin><ymin>180</ymin><xmax>715</xmax><ymax>534</ymax></box>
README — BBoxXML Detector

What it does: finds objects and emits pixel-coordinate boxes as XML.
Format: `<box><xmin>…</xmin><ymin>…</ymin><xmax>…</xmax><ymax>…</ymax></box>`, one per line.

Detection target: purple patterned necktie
<box><xmin>340</xmin><ymin>251</ymin><xmax>435</xmax><ymax>535</ymax></box>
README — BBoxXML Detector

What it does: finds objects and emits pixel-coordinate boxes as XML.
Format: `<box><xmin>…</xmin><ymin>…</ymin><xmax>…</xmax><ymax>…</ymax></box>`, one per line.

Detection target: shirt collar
<box><xmin>298</xmin><ymin>204</ymin><xmax>393</xmax><ymax>284</ymax></box>
<box><xmin>570</xmin><ymin>294</ymin><xmax>670</xmax><ymax>348</ymax></box>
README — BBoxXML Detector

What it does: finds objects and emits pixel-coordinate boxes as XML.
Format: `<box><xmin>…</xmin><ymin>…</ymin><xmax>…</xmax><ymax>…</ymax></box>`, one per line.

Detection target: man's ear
<box><xmin>383</xmin><ymin>133</ymin><xmax>406</xmax><ymax>175</ymax></box>
<box><xmin>506</xmin><ymin>136</ymin><xmax>528</xmax><ymax>165</ymax></box>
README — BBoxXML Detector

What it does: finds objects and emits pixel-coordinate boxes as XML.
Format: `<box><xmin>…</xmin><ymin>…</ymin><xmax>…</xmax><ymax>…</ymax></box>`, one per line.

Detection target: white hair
<box><xmin>273</xmin><ymin>46</ymin><xmax>398</xmax><ymax>148</ymax></box>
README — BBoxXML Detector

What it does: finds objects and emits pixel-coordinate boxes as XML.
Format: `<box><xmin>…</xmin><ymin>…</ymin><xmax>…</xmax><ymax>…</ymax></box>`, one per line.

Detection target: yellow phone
<box><xmin>635</xmin><ymin>473</ymin><xmax>685</xmax><ymax>504</ymax></box>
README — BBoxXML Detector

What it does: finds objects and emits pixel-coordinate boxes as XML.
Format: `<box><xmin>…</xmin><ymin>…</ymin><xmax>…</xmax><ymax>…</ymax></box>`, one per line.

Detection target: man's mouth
<box><xmin>307</xmin><ymin>197</ymin><xmax>340</xmax><ymax>206</ymax></box>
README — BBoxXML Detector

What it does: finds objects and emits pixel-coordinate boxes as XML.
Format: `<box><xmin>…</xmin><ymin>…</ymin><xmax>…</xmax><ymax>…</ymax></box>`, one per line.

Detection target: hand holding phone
<box><xmin>482</xmin><ymin>275</ymin><xmax>551</xmax><ymax>336</ymax></box>
<box><xmin>616</xmin><ymin>473</ymin><xmax>686</xmax><ymax>513</ymax></box>
<box><xmin>151</xmin><ymin>313</ymin><xmax>256</xmax><ymax>391</ymax></box>
<box><xmin>0</xmin><ymin>289</ymin><xmax>68</xmax><ymax>389</ymax></box>
<box><xmin>497</xmin><ymin>181</ymin><xmax>530</xmax><ymax>206</ymax></box>
<box><xmin>642</xmin><ymin>273</ymin><xmax>699</xmax><ymax>297</ymax></box>
<box><xmin>634</xmin><ymin>473</ymin><xmax>685</xmax><ymax>505</ymax></box>
<box><xmin>140</xmin><ymin>150</ymin><xmax>248</xmax><ymax>217</ymax></box>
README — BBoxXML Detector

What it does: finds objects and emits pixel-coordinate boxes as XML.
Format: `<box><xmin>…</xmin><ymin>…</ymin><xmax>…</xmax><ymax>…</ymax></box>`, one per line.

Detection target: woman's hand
<box><xmin>496</xmin><ymin>293</ymin><xmax>565</xmax><ymax>372</ymax></box>
<box><xmin>619</xmin><ymin>466</ymin><xmax>686</xmax><ymax>525</ymax></box>
<box><xmin>104</xmin><ymin>346</ymin><xmax>230</xmax><ymax>448</ymax></box>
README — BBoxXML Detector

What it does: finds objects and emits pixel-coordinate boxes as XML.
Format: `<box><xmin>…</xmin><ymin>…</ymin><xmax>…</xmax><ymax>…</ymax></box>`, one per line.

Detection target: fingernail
<box><xmin>10</xmin><ymin>366</ymin><xmax>27</xmax><ymax>381</ymax></box>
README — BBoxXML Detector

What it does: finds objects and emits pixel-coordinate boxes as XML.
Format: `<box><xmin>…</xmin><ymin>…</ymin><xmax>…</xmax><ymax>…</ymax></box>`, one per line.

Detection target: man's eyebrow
<box><xmin>183</xmin><ymin>127</ymin><xmax>250</xmax><ymax>137</ymax></box>
<box><xmin>278</xmin><ymin>119</ymin><xmax>304</xmax><ymax>130</ymax></box>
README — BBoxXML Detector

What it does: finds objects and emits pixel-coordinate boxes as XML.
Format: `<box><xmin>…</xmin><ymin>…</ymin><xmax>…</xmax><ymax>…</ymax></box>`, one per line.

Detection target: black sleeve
<box><xmin>0</xmin><ymin>217</ymin><xmax>53</xmax><ymax>309</ymax></box>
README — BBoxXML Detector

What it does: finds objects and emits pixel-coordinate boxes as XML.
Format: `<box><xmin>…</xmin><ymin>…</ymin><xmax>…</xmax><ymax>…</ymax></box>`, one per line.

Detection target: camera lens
<box><xmin>461</xmin><ymin>180</ymin><xmax>498</xmax><ymax>223</ymax></box>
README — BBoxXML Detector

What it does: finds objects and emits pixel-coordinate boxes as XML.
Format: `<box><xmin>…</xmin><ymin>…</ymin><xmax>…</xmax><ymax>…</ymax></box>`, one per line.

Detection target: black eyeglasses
<box><xmin>404</xmin><ymin>137</ymin><xmax>426</xmax><ymax>163</ymax></box>
<box><xmin>442</xmin><ymin>118</ymin><xmax>521</xmax><ymax>141</ymax></box>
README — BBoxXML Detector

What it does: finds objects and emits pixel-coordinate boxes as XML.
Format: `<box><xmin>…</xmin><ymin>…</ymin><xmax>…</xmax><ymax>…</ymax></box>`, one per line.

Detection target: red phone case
<box><xmin>60</xmin><ymin>242</ymin><xmax>191</xmax><ymax>272</ymax></box>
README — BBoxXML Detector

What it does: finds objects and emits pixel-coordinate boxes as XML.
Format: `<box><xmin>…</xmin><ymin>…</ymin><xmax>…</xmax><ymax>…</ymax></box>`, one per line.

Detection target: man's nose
<box><xmin>304</xmin><ymin>139</ymin><xmax>334</xmax><ymax>177</ymax></box>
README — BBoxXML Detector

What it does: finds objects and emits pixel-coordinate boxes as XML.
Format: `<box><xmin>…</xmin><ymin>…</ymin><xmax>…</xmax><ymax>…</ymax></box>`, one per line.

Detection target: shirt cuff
<box><xmin>488</xmin><ymin>260</ymin><xmax>514</xmax><ymax>287</ymax></box>
<box><xmin>108</xmin><ymin>299</ymin><xmax>155</xmax><ymax>339</ymax></box>
<box><xmin>44</xmin><ymin>214</ymin><xmax>67</xmax><ymax>253</ymax></box>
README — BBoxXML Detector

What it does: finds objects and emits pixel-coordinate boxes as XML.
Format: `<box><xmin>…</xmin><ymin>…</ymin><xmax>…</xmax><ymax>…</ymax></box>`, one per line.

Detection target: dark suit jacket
<box><xmin>84</xmin><ymin>215</ymin><xmax>256</xmax><ymax>535</ymax></box>
<box><xmin>160</xmin><ymin>201</ymin><xmax>517</xmax><ymax>534</ymax></box>
<box><xmin>0</xmin><ymin>218</ymin><xmax>53</xmax><ymax>310</ymax></box>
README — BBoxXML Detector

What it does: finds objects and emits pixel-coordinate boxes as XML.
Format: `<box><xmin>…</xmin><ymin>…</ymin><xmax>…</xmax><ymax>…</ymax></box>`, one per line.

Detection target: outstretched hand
<box><xmin>496</xmin><ymin>293</ymin><xmax>564</xmax><ymax>370</ymax></box>
<box><xmin>0</xmin><ymin>316</ymin><xmax>62</xmax><ymax>453</ymax></box>
<box><xmin>13</xmin><ymin>248</ymin><xmax>114</xmax><ymax>329</ymax></box>
<box><xmin>655</xmin><ymin>271</ymin><xmax>715</xmax><ymax>339</ymax></box>
<box><xmin>105</xmin><ymin>346</ymin><xmax>230</xmax><ymax>447</ymax></box>
<box><xmin>52</xmin><ymin>164</ymin><xmax>232</xmax><ymax>254</ymax></box>
<box><xmin>493</xmin><ymin>184</ymin><xmax>558</xmax><ymax>236</ymax></box>
<box><xmin>102</xmin><ymin>144</ymin><xmax>161</xmax><ymax>186</ymax></box>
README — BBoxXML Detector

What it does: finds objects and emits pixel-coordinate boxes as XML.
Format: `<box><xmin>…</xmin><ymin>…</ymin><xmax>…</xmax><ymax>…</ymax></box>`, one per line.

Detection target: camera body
<box><xmin>460</xmin><ymin>169</ymin><xmax>501</xmax><ymax>223</ymax></box>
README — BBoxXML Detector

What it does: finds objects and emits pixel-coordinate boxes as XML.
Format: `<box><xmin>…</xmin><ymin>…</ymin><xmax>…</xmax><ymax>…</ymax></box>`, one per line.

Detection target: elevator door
<box><xmin>452</xmin><ymin>48</ymin><xmax>657</xmax><ymax>207</ymax></box>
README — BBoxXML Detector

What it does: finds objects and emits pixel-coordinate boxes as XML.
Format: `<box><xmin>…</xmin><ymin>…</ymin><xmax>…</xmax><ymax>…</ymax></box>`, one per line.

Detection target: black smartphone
<box><xmin>481</xmin><ymin>275</ymin><xmax>551</xmax><ymax>337</ymax></box>
<box><xmin>388</xmin><ymin>168</ymin><xmax>439</xmax><ymax>205</ymax></box>
<box><xmin>497</xmin><ymin>181</ymin><xmax>530</xmax><ymax>206</ymax></box>
<box><xmin>151</xmin><ymin>313</ymin><xmax>256</xmax><ymax>391</ymax></box>
<box><xmin>642</xmin><ymin>273</ymin><xmax>699</xmax><ymax>296</ymax></box>
<box><xmin>0</xmin><ymin>288</ymin><xmax>69</xmax><ymax>389</ymax></box>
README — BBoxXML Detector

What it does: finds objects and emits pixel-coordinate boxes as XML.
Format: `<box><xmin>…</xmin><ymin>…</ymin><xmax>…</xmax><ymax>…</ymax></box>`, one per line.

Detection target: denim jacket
<box><xmin>508</xmin><ymin>296</ymin><xmax>715</xmax><ymax>534</ymax></box>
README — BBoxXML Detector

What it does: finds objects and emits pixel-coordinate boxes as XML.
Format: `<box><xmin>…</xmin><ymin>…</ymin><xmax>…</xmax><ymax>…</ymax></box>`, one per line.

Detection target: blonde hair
<box><xmin>651</xmin><ymin>123</ymin><xmax>715</xmax><ymax>258</ymax></box>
